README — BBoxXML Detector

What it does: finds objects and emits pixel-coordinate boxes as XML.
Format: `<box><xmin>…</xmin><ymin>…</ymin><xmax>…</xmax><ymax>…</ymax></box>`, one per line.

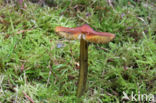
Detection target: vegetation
<box><xmin>0</xmin><ymin>0</ymin><xmax>155</xmax><ymax>102</ymax></box>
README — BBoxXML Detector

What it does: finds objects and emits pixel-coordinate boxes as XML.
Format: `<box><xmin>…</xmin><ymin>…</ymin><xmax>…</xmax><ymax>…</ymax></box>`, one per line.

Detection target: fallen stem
<box><xmin>23</xmin><ymin>91</ymin><xmax>34</xmax><ymax>103</ymax></box>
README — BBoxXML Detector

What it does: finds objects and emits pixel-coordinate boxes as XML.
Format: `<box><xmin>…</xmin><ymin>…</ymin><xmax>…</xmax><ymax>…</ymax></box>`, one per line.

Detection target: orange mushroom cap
<box><xmin>55</xmin><ymin>24</ymin><xmax>115</xmax><ymax>43</ymax></box>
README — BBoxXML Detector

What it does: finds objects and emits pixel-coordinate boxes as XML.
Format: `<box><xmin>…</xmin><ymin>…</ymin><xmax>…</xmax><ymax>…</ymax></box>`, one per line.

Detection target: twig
<box><xmin>96</xmin><ymin>46</ymin><xmax>110</xmax><ymax>52</ymax></box>
<box><xmin>47</xmin><ymin>55</ymin><xmax>58</xmax><ymax>85</ymax></box>
<box><xmin>14</xmin><ymin>85</ymin><xmax>18</xmax><ymax>103</ymax></box>
<box><xmin>17</xmin><ymin>29</ymin><xmax>32</xmax><ymax>34</ymax></box>
<box><xmin>77</xmin><ymin>14</ymin><xmax>89</xmax><ymax>24</ymax></box>
<box><xmin>20</xmin><ymin>64</ymin><xmax>24</xmax><ymax>72</ymax></box>
<box><xmin>23</xmin><ymin>91</ymin><xmax>34</xmax><ymax>103</ymax></box>
<box><xmin>107</xmin><ymin>0</ymin><xmax>114</xmax><ymax>9</ymax></box>
<box><xmin>137</xmin><ymin>17</ymin><xmax>147</xmax><ymax>25</ymax></box>
<box><xmin>106</xmin><ymin>92</ymin><xmax>113</xmax><ymax>96</ymax></box>
<box><xmin>46</xmin><ymin>70</ymin><xmax>52</xmax><ymax>87</ymax></box>
<box><xmin>46</xmin><ymin>60</ymin><xmax>53</xmax><ymax>87</ymax></box>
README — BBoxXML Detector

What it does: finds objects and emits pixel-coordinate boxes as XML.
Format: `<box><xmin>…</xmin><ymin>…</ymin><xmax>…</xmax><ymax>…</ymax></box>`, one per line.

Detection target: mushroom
<box><xmin>55</xmin><ymin>24</ymin><xmax>115</xmax><ymax>97</ymax></box>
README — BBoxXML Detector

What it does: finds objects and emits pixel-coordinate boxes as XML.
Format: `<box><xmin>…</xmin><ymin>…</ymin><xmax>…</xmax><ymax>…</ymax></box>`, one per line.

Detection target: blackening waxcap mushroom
<box><xmin>55</xmin><ymin>24</ymin><xmax>115</xmax><ymax>43</ymax></box>
<box><xmin>55</xmin><ymin>24</ymin><xmax>115</xmax><ymax>97</ymax></box>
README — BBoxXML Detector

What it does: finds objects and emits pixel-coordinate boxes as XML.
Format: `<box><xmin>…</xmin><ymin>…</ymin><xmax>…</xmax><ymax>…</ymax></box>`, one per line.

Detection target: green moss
<box><xmin>0</xmin><ymin>0</ymin><xmax>155</xmax><ymax>102</ymax></box>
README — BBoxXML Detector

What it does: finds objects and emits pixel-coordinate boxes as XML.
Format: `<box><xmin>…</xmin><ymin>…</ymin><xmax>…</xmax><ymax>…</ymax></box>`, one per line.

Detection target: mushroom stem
<box><xmin>77</xmin><ymin>37</ymin><xmax>88</xmax><ymax>97</ymax></box>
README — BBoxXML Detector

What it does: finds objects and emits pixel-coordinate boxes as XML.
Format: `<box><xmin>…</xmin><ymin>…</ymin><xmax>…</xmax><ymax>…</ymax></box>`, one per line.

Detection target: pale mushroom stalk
<box><xmin>77</xmin><ymin>36</ymin><xmax>88</xmax><ymax>97</ymax></box>
<box><xmin>55</xmin><ymin>24</ymin><xmax>115</xmax><ymax>97</ymax></box>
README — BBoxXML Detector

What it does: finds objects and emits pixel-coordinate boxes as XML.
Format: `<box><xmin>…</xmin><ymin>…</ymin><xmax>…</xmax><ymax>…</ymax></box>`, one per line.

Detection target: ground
<box><xmin>0</xmin><ymin>0</ymin><xmax>156</xmax><ymax>103</ymax></box>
